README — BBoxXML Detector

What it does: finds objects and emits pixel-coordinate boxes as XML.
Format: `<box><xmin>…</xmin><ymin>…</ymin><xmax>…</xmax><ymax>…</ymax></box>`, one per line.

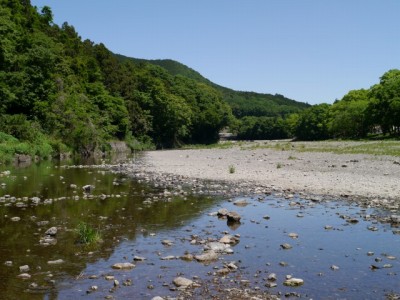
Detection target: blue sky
<box><xmin>31</xmin><ymin>0</ymin><xmax>400</xmax><ymax>105</ymax></box>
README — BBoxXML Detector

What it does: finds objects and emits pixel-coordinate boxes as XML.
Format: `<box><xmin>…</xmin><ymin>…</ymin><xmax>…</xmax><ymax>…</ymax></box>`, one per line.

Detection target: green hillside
<box><xmin>0</xmin><ymin>0</ymin><xmax>233</xmax><ymax>162</ymax></box>
<box><xmin>115</xmin><ymin>55</ymin><xmax>311</xmax><ymax>118</ymax></box>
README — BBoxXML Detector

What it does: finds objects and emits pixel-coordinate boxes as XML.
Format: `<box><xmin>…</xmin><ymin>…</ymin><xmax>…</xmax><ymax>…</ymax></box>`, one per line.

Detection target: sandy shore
<box><xmin>137</xmin><ymin>142</ymin><xmax>400</xmax><ymax>202</ymax></box>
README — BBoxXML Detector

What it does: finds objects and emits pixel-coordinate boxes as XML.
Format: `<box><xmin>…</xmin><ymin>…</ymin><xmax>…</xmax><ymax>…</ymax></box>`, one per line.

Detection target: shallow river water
<box><xmin>0</xmin><ymin>157</ymin><xmax>399</xmax><ymax>299</ymax></box>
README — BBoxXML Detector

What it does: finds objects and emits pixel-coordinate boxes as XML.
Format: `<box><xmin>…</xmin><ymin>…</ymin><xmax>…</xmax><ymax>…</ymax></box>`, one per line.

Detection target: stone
<box><xmin>283</xmin><ymin>278</ymin><xmax>304</xmax><ymax>286</ymax></box>
<box><xmin>4</xmin><ymin>261</ymin><xmax>12</xmax><ymax>266</ymax></box>
<box><xmin>233</xmin><ymin>199</ymin><xmax>249</xmax><ymax>207</ymax></box>
<box><xmin>161</xmin><ymin>239</ymin><xmax>173</xmax><ymax>246</ymax></box>
<box><xmin>161</xmin><ymin>256</ymin><xmax>176</xmax><ymax>260</ymax></box>
<box><xmin>173</xmin><ymin>276</ymin><xmax>193</xmax><ymax>288</ymax></box>
<box><xmin>45</xmin><ymin>227</ymin><xmax>57</xmax><ymax>236</ymax></box>
<box><xmin>152</xmin><ymin>297</ymin><xmax>164</xmax><ymax>300</ymax></box>
<box><xmin>267</xmin><ymin>273</ymin><xmax>277</xmax><ymax>281</ymax></box>
<box><xmin>47</xmin><ymin>259</ymin><xmax>64</xmax><ymax>265</ymax></box>
<box><xmin>219</xmin><ymin>235</ymin><xmax>239</xmax><ymax>245</ymax></box>
<box><xmin>265</xmin><ymin>282</ymin><xmax>277</xmax><ymax>288</ymax></box>
<box><xmin>216</xmin><ymin>268</ymin><xmax>230</xmax><ymax>275</ymax></box>
<box><xmin>82</xmin><ymin>185</ymin><xmax>95</xmax><ymax>193</ymax></box>
<box><xmin>180</xmin><ymin>253</ymin><xmax>194</xmax><ymax>261</ymax></box>
<box><xmin>19</xmin><ymin>265</ymin><xmax>30</xmax><ymax>272</ymax></box>
<box><xmin>194</xmin><ymin>250</ymin><xmax>218</xmax><ymax>262</ymax></box>
<box><xmin>226</xmin><ymin>211</ymin><xmax>241</xmax><ymax>222</ymax></box>
<box><xmin>217</xmin><ymin>208</ymin><xmax>229</xmax><ymax>217</ymax></box>
<box><xmin>11</xmin><ymin>217</ymin><xmax>20</xmax><ymax>222</ymax></box>
<box><xmin>280</xmin><ymin>243</ymin><xmax>292</xmax><ymax>250</ymax></box>
<box><xmin>105</xmin><ymin>276</ymin><xmax>115</xmax><ymax>281</ymax></box>
<box><xmin>133</xmin><ymin>256</ymin><xmax>146</xmax><ymax>261</ymax></box>
<box><xmin>288</xmin><ymin>233</ymin><xmax>299</xmax><ymax>239</ymax></box>
<box><xmin>227</xmin><ymin>262</ymin><xmax>238</xmax><ymax>270</ymax></box>
<box><xmin>391</xmin><ymin>215</ymin><xmax>400</xmax><ymax>223</ymax></box>
<box><xmin>40</xmin><ymin>237</ymin><xmax>57</xmax><ymax>246</ymax></box>
<box><xmin>17</xmin><ymin>273</ymin><xmax>31</xmax><ymax>279</ymax></box>
<box><xmin>112</xmin><ymin>262</ymin><xmax>135</xmax><ymax>270</ymax></box>
<box><xmin>204</xmin><ymin>242</ymin><xmax>230</xmax><ymax>253</ymax></box>
<box><xmin>330</xmin><ymin>265</ymin><xmax>339</xmax><ymax>271</ymax></box>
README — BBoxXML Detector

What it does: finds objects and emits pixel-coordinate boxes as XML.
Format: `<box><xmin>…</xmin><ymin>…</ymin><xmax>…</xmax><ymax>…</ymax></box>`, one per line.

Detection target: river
<box><xmin>0</xmin><ymin>156</ymin><xmax>399</xmax><ymax>299</ymax></box>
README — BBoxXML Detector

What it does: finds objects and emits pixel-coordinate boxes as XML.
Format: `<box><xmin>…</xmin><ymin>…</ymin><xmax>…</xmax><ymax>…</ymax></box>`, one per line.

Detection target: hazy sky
<box><xmin>31</xmin><ymin>0</ymin><xmax>400</xmax><ymax>105</ymax></box>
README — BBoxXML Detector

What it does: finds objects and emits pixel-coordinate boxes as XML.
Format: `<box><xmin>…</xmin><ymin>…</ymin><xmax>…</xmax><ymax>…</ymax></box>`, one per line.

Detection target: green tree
<box><xmin>295</xmin><ymin>104</ymin><xmax>331</xmax><ymax>140</ymax></box>
<box><xmin>329</xmin><ymin>89</ymin><xmax>369</xmax><ymax>138</ymax></box>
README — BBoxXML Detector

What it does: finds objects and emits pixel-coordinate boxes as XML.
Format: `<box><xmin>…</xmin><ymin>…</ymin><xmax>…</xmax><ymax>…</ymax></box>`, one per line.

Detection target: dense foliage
<box><xmin>118</xmin><ymin>55</ymin><xmax>311</xmax><ymax>119</ymax></box>
<box><xmin>293</xmin><ymin>69</ymin><xmax>400</xmax><ymax>140</ymax></box>
<box><xmin>0</xmin><ymin>0</ymin><xmax>234</xmax><ymax>161</ymax></box>
<box><xmin>231</xmin><ymin>70</ymin><xmax>400</xmax><ymax>141</ymax></box>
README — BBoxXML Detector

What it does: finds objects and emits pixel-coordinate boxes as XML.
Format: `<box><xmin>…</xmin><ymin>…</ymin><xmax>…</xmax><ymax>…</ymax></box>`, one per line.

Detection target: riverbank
<box><xmin>127</xmin><ymin>141</ymin><xmax>400</xmax><ymax>206</ymax></box>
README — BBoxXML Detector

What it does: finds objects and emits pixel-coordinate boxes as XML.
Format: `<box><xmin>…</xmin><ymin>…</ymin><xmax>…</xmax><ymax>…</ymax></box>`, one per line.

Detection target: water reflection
<box><xmin>0</xmin><ymin>158</ymin><xmax>399</xmax><ymax>299</ymax></box>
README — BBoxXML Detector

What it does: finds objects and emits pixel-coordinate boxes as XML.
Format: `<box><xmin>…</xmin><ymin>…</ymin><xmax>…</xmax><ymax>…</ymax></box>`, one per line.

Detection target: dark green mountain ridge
<box><xmin>114</xmin><ymin>54</ymin><xmax>311</xmax><ymax>118</ymax></box>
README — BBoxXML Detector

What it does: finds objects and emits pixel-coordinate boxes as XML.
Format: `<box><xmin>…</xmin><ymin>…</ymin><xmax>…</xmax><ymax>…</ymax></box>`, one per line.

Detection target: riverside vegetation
<box><xmin>1</xmin><ymin>0</ymin><xmax>399</xmax><ymax>165</ymax></box>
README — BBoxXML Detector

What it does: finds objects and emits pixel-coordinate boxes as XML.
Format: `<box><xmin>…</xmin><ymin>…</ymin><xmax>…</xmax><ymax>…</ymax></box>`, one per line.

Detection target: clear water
<box><xmin>0</xmin><ymin>159</ymin><xmax>399</xmax><ymax>299</ymax></box>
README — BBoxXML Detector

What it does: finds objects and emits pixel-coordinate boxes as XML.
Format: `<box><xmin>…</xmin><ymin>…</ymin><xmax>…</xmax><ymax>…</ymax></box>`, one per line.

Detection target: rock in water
<box><xmin>194</xmin><ymin>250</ymin><xmax>218</xmax><ymax>262</ymax></box>
<box><xmin>173</xmin><ymin>277</ymin><xmax>193</xmax><ymax>288</ymax></box>
<box><xmin>112</xmin><ymin>262</ymin><xmax>135</xmax><ymax>270</ymax></box>
<box><xmin>47</xmin><ymin>259</ymin><xmax>64</xmax><ymax>265</ymax></box>
<box><xmin>45</xmin><ymin>227</ymin><xmax>57</xmax><ymax>236</ymax></box>
<box><xmin>283</xmin><ymin>278</ymin><xmax>304</xmax><ymax>286</ymax></box>
<box><xmin>226</xmin><ymin>211</ymin><xmax>241</xmax><ymax>222</ymax></box>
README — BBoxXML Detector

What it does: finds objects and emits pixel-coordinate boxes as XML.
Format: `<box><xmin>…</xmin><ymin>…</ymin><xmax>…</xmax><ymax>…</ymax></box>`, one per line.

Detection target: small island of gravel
<box><xmin>130</xmin><ymin>140</ymin><xmax>400</xmax><ymax>205</ymax></box>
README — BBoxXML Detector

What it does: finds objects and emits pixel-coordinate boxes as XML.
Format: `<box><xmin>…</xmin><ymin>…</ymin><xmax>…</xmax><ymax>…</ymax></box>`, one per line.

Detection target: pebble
<box><xmin>19</xmin><ymin>265</ymin><xmax>30</xmax><ymax>272</ymax></box>
<box><xmin>48</xmin><ymin>259</ymin><xmax>64</xmax><ymax>265</ymax></box>
<box><xmin>45</xmin><ymin>227</ymin><xmax>58</xmax><ymax>236</ymax></box>
<box><xmin>330</xmin><ymin>265</ymin><xmax>340</xmax><ymax>271</ymax></box>
<box><xmin>283</xmin><ymin>278</ymin><xmax>304</xmax><ymax>286</ymax></box>
<box><xmin>112</xmin><ymin>262</ymin><xmax>135</xmax><ymax>270</ymax></box>
<box><xmin>280</xmin><ymin>243</ymin><xmax>292</xmax><ymax>250</ymax></box>
<box><xmin>195</xmin><ymin>250</ymin><xmax>218</xmax><ymax>262</ymax></box>
<box><xmin>173</xmin><ymin>276</ymin><xmax>193</xmax><ymax>288</ymax></box>
<box><xmin>17</xmin><ymin>273</ymin><xmax>31</xmax><ymax>279</ymax></box>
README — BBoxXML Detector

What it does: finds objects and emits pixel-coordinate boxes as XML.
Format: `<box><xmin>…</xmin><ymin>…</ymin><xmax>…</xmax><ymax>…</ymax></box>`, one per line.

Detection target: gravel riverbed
<box><xmin>128</xmin><ymin>142</ymin><xmax>400</xmax><ymax>205</ymax></box>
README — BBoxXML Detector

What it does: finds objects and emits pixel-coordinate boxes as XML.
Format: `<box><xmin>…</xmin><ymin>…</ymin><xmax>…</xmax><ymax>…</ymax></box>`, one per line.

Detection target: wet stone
<box><xmin>45</xmin><ymin>227</ymin><xmax>57</xmax><ymax>236</ymax></box>
<box><xmin>19</xmin><ymin>265</ymin><xmax>30</xmax><ymax>272</ymax></box>
<box><xmin>195</xmin><ymin>250</ymin><xmax>218</xmax><ymax>262</ymax></box>
<box><xmin>173</xmin><ymin>276</ymin><xmax>193</xmax><ymax>288</ymax></box>
<box><xmin>280</xmin><ymin>243</ymin><xmax>292</xmax><ymax>250</ymax></box>
<box><xmin>112</xmin><ymin>262</ymin><xmax>135</xmax><ymax>270</ymax></box>
<box><xmin>283</xmin><ymin>278</ymin><xmax>304</xmax><ymax>287</ymax></box>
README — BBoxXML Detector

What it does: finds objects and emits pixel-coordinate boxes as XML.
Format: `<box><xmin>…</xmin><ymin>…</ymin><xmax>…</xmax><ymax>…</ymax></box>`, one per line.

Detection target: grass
<box><xmin>182</xmin><ymin>141</ymin><xmax>241</xmax><ymax>150</ymax></box>
<box><xmin>76</xmin><ymin>222</ymin><xmax>102</xmax><ymax>244</ymax></box>
<box><xmin>229</xmin><ymin>165</ymin><xmax>236</xmax><ymax>174</ymax></box>
<box><xmin>238</xmin><ymin>140</ymin><xmax>400</xmax><ymax>157</ymax></box>
<box><xmin>276</xmin><ymin>162</ymin><xmax>283</xmax><ymax>169</ymax></box>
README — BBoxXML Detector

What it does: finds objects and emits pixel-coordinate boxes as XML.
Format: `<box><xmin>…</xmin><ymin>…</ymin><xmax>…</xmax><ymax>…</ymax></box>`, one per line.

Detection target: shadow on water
<box><xmin>0</xmin><ymin>156</ymin><xmax>223</xmax><ymax>299</ymax></box>
<box><xmin>0</xmin><ymin>156</ymin><xmax>399</xmax><ymax>299</ymax></box>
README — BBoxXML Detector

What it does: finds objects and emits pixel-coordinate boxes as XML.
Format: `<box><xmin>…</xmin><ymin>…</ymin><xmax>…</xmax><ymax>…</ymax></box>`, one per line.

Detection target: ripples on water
<box><xmin>0</xmin><ymin>159</ymin><xmax>399</xmax><ymax>299</ymax></box>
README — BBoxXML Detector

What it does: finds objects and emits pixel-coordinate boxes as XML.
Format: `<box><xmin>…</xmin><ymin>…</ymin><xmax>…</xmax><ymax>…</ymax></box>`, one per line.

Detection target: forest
<box><xmin>0</xmin><ymin>0</ymin><xmax>399</xmax><ymax>164</ymax></box>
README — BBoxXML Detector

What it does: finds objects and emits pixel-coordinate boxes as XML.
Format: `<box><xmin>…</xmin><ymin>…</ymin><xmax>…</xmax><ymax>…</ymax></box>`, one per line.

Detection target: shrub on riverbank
<box><xmin>0</xmin><ymin>132</ymin><xmax>54</xmax><ymax>164</ymax></box>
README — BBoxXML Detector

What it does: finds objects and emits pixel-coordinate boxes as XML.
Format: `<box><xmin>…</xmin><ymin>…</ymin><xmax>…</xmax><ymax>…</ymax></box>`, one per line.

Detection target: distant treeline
<box><xmin>231</xmin><ymin>69</ymin><xmax>400</xmax><ymax>141</ymax></box>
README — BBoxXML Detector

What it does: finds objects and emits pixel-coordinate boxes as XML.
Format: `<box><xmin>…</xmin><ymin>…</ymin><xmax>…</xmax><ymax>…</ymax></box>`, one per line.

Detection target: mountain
<box><xmin>114</xmin><ymin>55</ymin><xmax>310</xmax><ymax>118</ymax></box>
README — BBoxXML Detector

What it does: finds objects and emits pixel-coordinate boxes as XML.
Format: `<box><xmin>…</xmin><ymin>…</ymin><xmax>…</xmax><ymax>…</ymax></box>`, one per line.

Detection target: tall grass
<box><xmin>75</xmin><ymin>222</ymin><xmax>102</xmax><ymax>244</ymax></box>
